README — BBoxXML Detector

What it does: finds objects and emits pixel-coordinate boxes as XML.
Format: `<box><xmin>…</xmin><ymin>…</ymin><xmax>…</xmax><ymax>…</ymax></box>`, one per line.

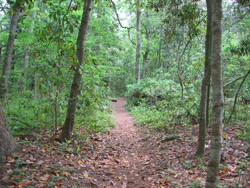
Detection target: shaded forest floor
<box><xmin>0</xmin><ymin>98</ymin><xmax>250</xmax><ymax>187</ymax></box>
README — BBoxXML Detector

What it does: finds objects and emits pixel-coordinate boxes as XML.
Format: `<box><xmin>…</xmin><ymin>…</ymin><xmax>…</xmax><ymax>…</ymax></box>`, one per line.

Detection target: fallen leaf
<box><xmin>26</xmin><ymin>160</ymin><xmax>33</xmax><ymax>164</ymax></box>
<box><xmin>56</xmin><ymin>182</ymin><xmax>65</xmax><ymax>186</ymax></box>
<box><xmin>18</xmin><ymin>180</ymin><xmax>32</xmax><ymax>187</ymax></box>
<box><xmin>224</xmin><ymin>167</ymin><xmax>229</xmax><ymax>173</ymax></box>
<box><xmin>22</xmin><ymin>167</ymin><xmax>26</xmax><ymax>173</ymax></box>
<box><xmin>64</xmin><ymin>171</ymin><xmax>71</xmax><ymax>177</ymax></box>
<box><xmin>148</xmin><ymin>177</ymin><xmax>153</xmax><ymax>181</ymax></box>
<box><xmin>39</xmin><ymin>174</ymin><xmax>50</xmax><ymax>181</ymax></box>
<box><xmin>83</xmin><ymin>173</ymin><xmax>89</xmax><ymax>178</ymax></box>
<box><xmin>0</xmin><ymin>176</ymin><xmax>9</xmax><ymax>181</ymax></box>
<box><xmin>78</xmin><ymin>160</ymin><xmax>85</xmax><ymax>165</ymax></box>
<box><xmin>37</xmin><ymin>160</ymin><xmax>44</xmax><ymax>165</ymax></box>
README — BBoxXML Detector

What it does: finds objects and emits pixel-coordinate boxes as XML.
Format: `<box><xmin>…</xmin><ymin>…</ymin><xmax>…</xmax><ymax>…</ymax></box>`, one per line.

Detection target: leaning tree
<box><xmin>0</xmin><ymin>102</ymin><xmax>20</xmax><ymax>163</ymax></box>
<box><xmin>59</xmin><ymin>0</ymin><xmax>93</xmax><ymax>141</ymax></box>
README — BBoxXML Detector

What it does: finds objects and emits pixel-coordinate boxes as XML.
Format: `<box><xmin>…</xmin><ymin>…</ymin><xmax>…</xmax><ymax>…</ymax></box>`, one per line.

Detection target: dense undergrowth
<box><xmin>125</xmin><ymin>78</ymin><xmax>250</xmax><ymax>140</ymax></box>
<box><xmin>4</xmin><ymin>91</ymin><xmax>115</xmax><ymax>138</ymax></box>
<box><xmin>126</xmin><ymin>78</ymin><xmax>199</xmax><ymax>130</ymax></box>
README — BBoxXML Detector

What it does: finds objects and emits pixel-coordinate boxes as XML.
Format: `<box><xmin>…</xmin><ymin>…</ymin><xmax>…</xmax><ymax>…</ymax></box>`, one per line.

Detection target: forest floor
<box><xmin>0</xmin><ymin>98</ymin><xmax>250</xmax><ymax>187</ymax></box>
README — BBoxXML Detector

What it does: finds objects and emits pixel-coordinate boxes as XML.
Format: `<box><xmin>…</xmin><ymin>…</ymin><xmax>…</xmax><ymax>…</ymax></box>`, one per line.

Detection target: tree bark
<box><xmin>0</xmin><ymin>102</ymin><xmax>20</xmax><ymax>163</ymax></box>
<box><xmin>0</xmin><ymin>46</ymin><xmax>2</xmax><ymax>66</ymax></box>
<box><xmin>142</xmin><ymin>22</ymin><xmax>149</xmax><ymax>79</ymax></box>
<box><xmin>59</xmin><ymin>0</ymin><xmax>93</xmax><ymax>141</ymax></box>
<box><xmin>135</xmin><ymin>0</ymin><xmax>141</xmax><ymax>83</ymax></box>
<box><xmin>20</xmin><ymin>3</ymin><xmax>37</xmax><ymax>92</ymax></box>
<box><xmin>205</xmin><ymin>0</ymin><xmax>223</xmax><ymax>187</ymax></box>
<box><xmin>20</xmin><ymin>52</ymin><xmax>29</xmax><ymax>91</ymax></box>
<box><xmin>0</xmin><ymin>4</ymin><xmax>21</xmax><ymax>100</ymax></box>
<box><xmin>142</xmin><ymin>48</ymin><xmax>149</xmax><ymax>79</ymax></box>
<box><xmin>196</xmin><ymin>0</ymin><xmax>212</xmax><ymax>156</ymax></box>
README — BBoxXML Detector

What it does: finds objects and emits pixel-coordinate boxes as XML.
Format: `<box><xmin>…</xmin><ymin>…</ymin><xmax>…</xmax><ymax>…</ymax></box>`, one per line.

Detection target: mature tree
<box><xmin>59</xmin><ymin>0</ymin><xmax>93</xmax><ymax>141</ymax></box>
<box><xmin>142</xmin><ymin>11</ymin><xmax>150</xmax><ymax>79</ymax></box>
<box><xmin>0</xmin><ymin>3</ymin><xmax>21</xmax><ymax>100</ymax></box>
<box><xmin>205</xmin><ymin>0</ymin><xmax>223</xmax><ymax>187</ymax></box>
<box><xmin>20</xmin><ymin>2</ymin><xmax>37</xmax><ymax>92</ymax></box>
<box><xmin>0</xmin><ymin>101</ymin><xmax>20</xmax><ymax>163</ymax></box>
<box><xmin>196</xmin><ymin>0</ymin><xmax>212</xmax><ymax>156</ymax></box>
<box><xmin>135</xmin><ymin>0</ymin><xmax>141</xmax><ymax>83</ymax></box>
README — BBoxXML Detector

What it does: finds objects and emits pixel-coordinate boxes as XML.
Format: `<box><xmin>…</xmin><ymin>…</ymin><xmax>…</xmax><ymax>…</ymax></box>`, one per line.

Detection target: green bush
<box><xmin>126</xmin><ymin>78</ymin><xmax>199</xmax><ymax>130</ymax></box>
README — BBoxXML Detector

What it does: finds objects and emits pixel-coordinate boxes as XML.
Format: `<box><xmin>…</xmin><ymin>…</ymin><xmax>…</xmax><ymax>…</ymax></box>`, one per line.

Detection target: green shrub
<box><xmin>126</xmin><ymin>78</ymin><xmax>199</xmax><ymax>130</ymax></box>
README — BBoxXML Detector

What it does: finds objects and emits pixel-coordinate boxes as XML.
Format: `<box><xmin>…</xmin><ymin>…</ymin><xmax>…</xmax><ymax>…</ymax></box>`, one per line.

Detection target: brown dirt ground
<box><xmin>0</xmin><ymin>97</ymin><xmax>249</xmax><ymax>188</ymax></box>
<box><xmin>88</xmin><ymin>97</ymin><xmax>166</xmax><ymax>187</ymax></box>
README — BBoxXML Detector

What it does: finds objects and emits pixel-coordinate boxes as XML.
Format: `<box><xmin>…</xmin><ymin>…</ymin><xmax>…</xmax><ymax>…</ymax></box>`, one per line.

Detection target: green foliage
<box><xmin>0</xmin><ymin>0</ymin><xmax>249</xmax><ymax>148</ymax></box>
<box><xmin>6</xmin><ymin>92</ymin><xmax>67</xmax><ymax>135</ymax></box>
<box><xmin>77</xmin><ymin>99</ymin><xmax>115</xmax><ymax>133</ymax></box>
<box><xmin>126</xmin><ymin>78</ymin><xmax>178</xmax><ymax>105</ymax></box>
<box><xmin>230</xmin><ymin>36</ymin><xmax>250</xmax><ymax>56</ymax></box>
<box><xmin>126</xmin><ymin>78</ymin><xmax>199</xmax><ymax>130</ymax></box>
<box><xmin>237</xmin><ymin>124</ymin><xmax>250</xmax><ymax>141</ymax></box>
<box><xmin>0</xmin><ymin>0</ymin><xmax>119</xmax><ymax>136</ymax></box>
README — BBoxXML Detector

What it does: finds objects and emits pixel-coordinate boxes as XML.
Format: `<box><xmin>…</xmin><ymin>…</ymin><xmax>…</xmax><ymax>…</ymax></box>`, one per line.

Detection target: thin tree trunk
<box><xmin>226</xmin><ymin>69</ymin><xmax>250</xmax><ymax>124</ymax></box>
<box><xmin>59</xmin><ymin>0</ymin><xmax>93</xmax><ymax>141</ymax></box>
<box><xmin>0</xmin><ymin>101</ymin><xmax>20</xmax><ymax>163</ymax></box>
<box><xmin>0</xmin><ymin>4</ymin><xmax>21</xmax><ymax>100</ymax></box>
<box><xmin>142</xmin><ymin>49</ymin><xmax>149</xmax><ymax>79</ymax></box>
<box><xmin>206</xmin><ymin>84</ymin><xmax>210</xmax><ymax>127</ymax></box>
<box><xmin>176</xmin><ymin>32</ymin><xmax>192</xmax><ymax>100</ymax></box>
<box><xmin>20</xmin><ymin>52</ymin><xmax>28</xmax><ymax>91</ymax></box>
<box><xmin>205</xmin><ymin>0</ymin><xmax>223</xmax><ymax>187</ymax></box>
<box><xmin>34</xmin><ymin>71</ymin><xmax>37</xmax><ymax>100</ymax></box>
<box><xmin>0</xmin><ymin>46</ymin><xmax>2</xmax><ymax>66</ymax></box>
<box><xmin>196</xmin><ymin>0</ymin><xmax>212</xmax><ymax>156</ymax></box>
<box><xmin>142</xmin><ymin>22</ymin><xmax>149</xmax><ymax>79</ymax></box>
<box><xmin>20</xmin><ymin>3</ymin><xmax>37</xmax><ymax>92</ymax></box>
<box><xmin>158</xmin><ymin>42</ymin><xmax>162</xmax><ymax>68</ymax></box>
<box><xmin>135</xmin><ymin>0</ymin><xmax>141</xmax><ymax>83</ymax></box>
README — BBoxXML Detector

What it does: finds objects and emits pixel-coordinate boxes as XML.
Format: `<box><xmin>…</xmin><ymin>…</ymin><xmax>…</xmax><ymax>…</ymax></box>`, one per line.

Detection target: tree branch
<box><xmin>223</xmin><ymin>75</ymin><xmax>244</xmax><ymax>88</ymax></box>
<box><xmin>110</xmin><ymin>0</ymin><xmax>136</xmax><ymax>45</ymax></box>
<box><xmin>226</xmin><ymin>69</ymin><xmax>250</xmax><ymax>124</ymax></box>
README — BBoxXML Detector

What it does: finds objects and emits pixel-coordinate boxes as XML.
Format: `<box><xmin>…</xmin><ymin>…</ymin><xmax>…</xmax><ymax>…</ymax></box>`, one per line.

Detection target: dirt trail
<box><xmin>88</xmin><ymin>97</ymin><xmax>164</xmax><ymax>188</ymax></box>
<box><xmin>1</xmin><ymin>98</ymin><xmax>248</xmax><ymax>187</ymax></box>
<box><xmin>110</xmin><ymin>98</ymin><xmax>152</xmax><ymax>187</ymax></box>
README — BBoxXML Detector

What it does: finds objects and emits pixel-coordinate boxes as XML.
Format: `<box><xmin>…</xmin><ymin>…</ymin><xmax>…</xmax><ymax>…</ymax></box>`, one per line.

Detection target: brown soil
<box><xmin>87</xmin><ymin>97</ymin><xmax>165</xmax><ymax>187</ymax></box>
<box><xmin>1</xmin><ymin>98</ymin><xmax>249</xmax><ymax>187</ymax></box>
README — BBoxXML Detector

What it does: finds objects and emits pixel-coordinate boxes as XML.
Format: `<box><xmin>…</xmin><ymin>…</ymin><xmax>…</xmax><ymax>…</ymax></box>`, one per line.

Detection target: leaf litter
<box><xmin>0</xmin><ymin>98</ymin><xmax>249</xmax><ymax>187</ymax></box>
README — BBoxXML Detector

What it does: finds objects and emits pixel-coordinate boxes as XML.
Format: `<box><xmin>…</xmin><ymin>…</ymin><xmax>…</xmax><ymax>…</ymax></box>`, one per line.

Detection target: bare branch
<box><xmin>226</xmin><ymin>69</ymin><xmax>250</xmax><ymax>124</ymax></box>
<box><xmin>224</xmin><ymin>75</ymin><xmax>244</xmax><ymax>88</ymax></box>
<box><xmin>110</xmin><ymin>0</ymin><xmax>136</xmax><ymax>45</ymax></box>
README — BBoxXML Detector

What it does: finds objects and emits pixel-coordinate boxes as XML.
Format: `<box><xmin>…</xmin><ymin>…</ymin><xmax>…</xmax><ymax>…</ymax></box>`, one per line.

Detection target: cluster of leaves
<box><xmin>230</xmin><ymin>37</ymin><xmax>250</xmax><ymax>56</ymax></box>
<box><xmin>0</xmin><ymin>0</ymin><xmax>124</xmax><ymax>136</ymax></box>
<box><xmin>126</xmin><ymin>78</ymin><xmax>199</xmax><ymax>130</ymax></box>
<box><xmin>237</xmin><ymin>124</ymin><xmax>250</xmax><ymax>140</ymax></box>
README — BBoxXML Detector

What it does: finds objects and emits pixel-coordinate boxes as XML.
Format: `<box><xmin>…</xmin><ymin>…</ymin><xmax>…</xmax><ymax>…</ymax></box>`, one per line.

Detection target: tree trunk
<box><xmin>34</xmin><ymin>72</ymin><xmax>37</xmax><ymax>100</ymax></box>
<box><xmin>0</xmin><ymin>46</ymin><xmax>2</xmax><ymax>66</ymax></box>
<box><xmin>205</xmin><ymin>0</ymin><xmax>223</xmax><ymax>187</ymax></box>
<box><xmin>20</xmin><ymin>3</ymin><xmax>37</xmax><ymax>92</ymax></box>
<box><xmin>59</xmin><ymin>0</ymin><xmax>93</xmax><ymax>141</ymax></box>
<box><xmin>196</xmin><ymin>0</ymin><xmax>212</xmax><ymax>156</ymax></box>
<box><xmin>0</xmin><ymin>102</ymin><xmax>20</xmax><ymax>163</ymax></box>
<box><xmin>142</xmin><ymin>23</ymin><xmax>149</xmax><ymax>79</ymax></box>
<box><xmin>142</xmin><ymin>48</ymin><xmax>149</xmax><ymax>79</ymax></box>
<box><xmin>135</xmin><ymin>0</ymin><xmax>141</xmax><ymax>83</ymax></box>
<box><xmin>0</xmin><ymin>4</ymin><xmax>21</xmax><ymax>100</ymax></box>
<box><xmin>20</xmin><ymin>52</ymin><xmax>29</xmax><ymax>91</ymax></box>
